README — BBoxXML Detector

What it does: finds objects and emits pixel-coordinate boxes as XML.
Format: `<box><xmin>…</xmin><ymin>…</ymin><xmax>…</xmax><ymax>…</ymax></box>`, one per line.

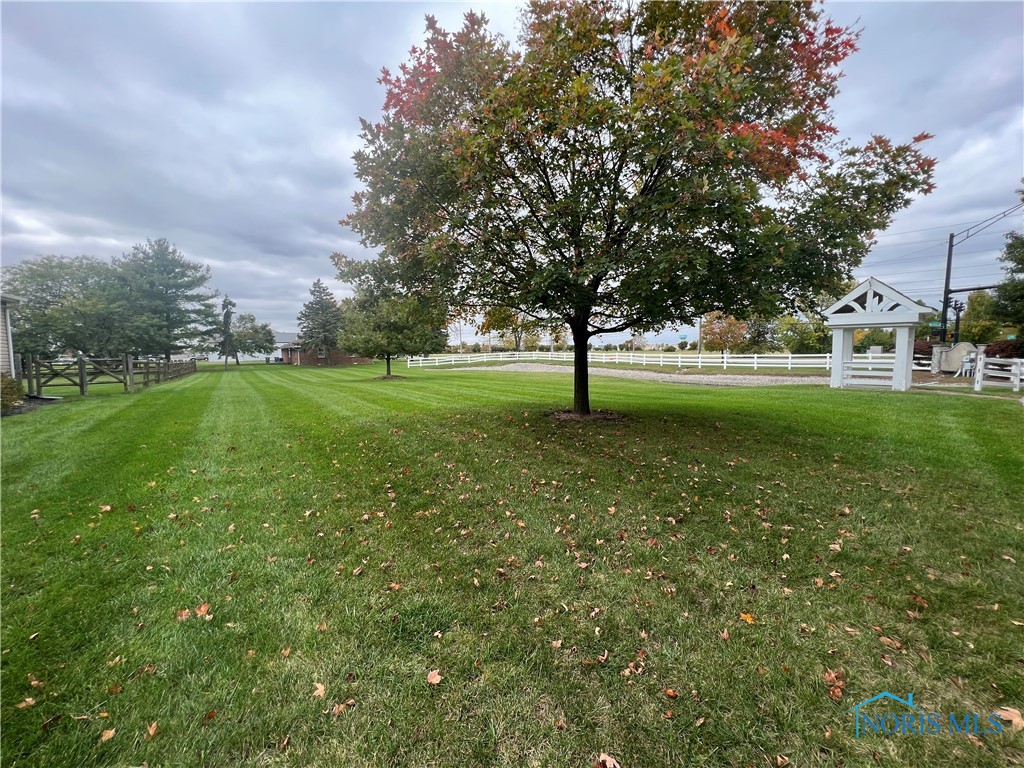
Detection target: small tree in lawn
<box><xmin>297</xmin><ymin>279</ymin><xmax>345</xmax><ymax>364</ymax></box>
<box><xmin>334</xmin><ymin>257</ymin><xmax>448</xmax><ymax>377</ymax></box>
<box><xmin>701</xmin><ymin>312</ymin><xmax>747</xmax><ymax>353</ymax></box>
<box><xmin>343</xmin><ymin>2</ymin><xmax>936</xmax><ymax>415</ymax></box>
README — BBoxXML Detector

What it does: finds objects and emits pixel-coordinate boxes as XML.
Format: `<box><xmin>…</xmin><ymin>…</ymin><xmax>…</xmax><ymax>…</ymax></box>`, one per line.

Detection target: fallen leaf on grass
<box><xmin>176</xmin><ymin>609</ymin><xmax>191</xmax><ymax>622</ymax></box>
<box><xmin>664</xmin><ymin>689</ymin><xmax>679</xmax><ymax>699</ymax></box>
<box><xmin>108</xmin><ymin>683</ymin><xmax>122</xmax><ymax>695</ymax></box>
<box><xmin>909</xmin><ymin>594</ymin><xmax>928</xmax><ymax>607</ymax></box>
<box><xmin>195</xmin><ymin>602</ymin><xmax>210</xmax><ymax>618</ymax></box>
<box><xmin>352</xmin><ymin>566</ymin><xmax>364</xmax><ymax>577</ymax></box>
<box><xmin>203</xmin><ymin>710</ymin><xmax>216</xmax><ymax>721</ymax></box>
<box><xmin>387</xmin><ymin>582</ymin><xmax>402</xmax><ymax>592</ymax></box>
<box><xmin>15</xmin><ymin>698</ymin><xmax>36</xmax><ymax>709</ymax></box>
<box><xmin>967</xmin><ymin>734</ymin><xmax>984</xmax><ymax>748</ymax></box>
<box><xmin>776</xmin><ymin>757</ymin><xmax>791</xmax><ymax>767</ymax></box>
<box><xmin>100</xmin><ymin>728</ymin><xmax>116</xmax><ymax>743</ymax></box>
<box><xmin>996</xmin><ymin>707</ymin><xmax>1023</xmax><ymax>733</ymax></box>
<box><xmin>281</xmin><ymin>647</ymin><xmax>291</xmax><ymax>658</ymax></box>
<box><xmin>594</xmin><ymin>754</ymin><xmax>621</xmax><ymax>768</ymax></box>
<box><xmin>550</xmin><ymin>639</ymin><xmax>562</xmax><ymax>649</ymax></box>
<box><xmin>719</xmin><ymin>629</ymin><xmax>729</xmax><ymax>641</ymax></box>
<box><xmin>317</xmin><ymin>622</ymin><xmax>328</xmax><ymax>633</ymax></box>
<box><xmin>662</xmin><ymin>710</ymin><xmax>673</xmax><ymax>719</ymax></box>
<box><xmin>739</xmin><ymin>612</ymin><xmax>757</xmax><ymax>625</ymax></box>
<box><xmin>879</xmin><ymin>636</ymin><xmax>903</xmax><ymax>650</ymax></box>
<box><xmin>328</xmin><ymin>698</ymin><xmax>356</xmax><ymax>716</ymax></box>
<box><xmin>41</xmin><ymin>714</ymin><xmax>61</xmax><ymax>730</ymax></box>
<box><xmin>427</xmin><ymin>669</ymin><xmax>443</xmax><ymax>685</ymax></box>
<box><xmin>313</xmin><ymin>683</ymin><xmax>326</xmax><ymax>699</ymax></box>
<box><xmin>144</xmin><ymin>721</ymin><xmax>158</xmax><ymax>741</ymax></box>
<box><xmin>822</xmin><ymin>668</ymin><xmax>845</xmax><ymax>702</ymax></box>
<box><xmin>881</xmin><ymin>654</ymin><xmax>894</xmax><ymax>667</ymax></box>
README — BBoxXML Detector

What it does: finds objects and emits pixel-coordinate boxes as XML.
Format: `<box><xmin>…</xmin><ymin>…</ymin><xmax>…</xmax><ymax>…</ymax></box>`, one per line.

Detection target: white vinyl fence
<box><xmin>408</xmin><ymin>350</ymin><xmax>918</xmax><ymax>371</ymax></box>
<box><xmin>973</xmin><ymin>355</ymin><xmax>1023</xmax><ymax>393</ymax></box>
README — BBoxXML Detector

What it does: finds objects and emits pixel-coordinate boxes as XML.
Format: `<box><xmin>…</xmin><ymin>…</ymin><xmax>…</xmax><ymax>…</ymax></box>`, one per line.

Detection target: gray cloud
<box><xmin>2</xmin><ymin>1</ymin><xmax>1021</xmax><ymax>340</ymax></box>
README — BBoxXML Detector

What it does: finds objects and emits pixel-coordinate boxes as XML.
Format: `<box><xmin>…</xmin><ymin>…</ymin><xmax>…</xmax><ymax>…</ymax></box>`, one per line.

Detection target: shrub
<box><xmin>913</xmin><ymin>340</ymin><xmax>935</xmax><ymax>357</ymax></box>
<box><xmin>982</xmin><ymin>339</ymin><xmax>1024</xmax><ymax>359</ymax></box>
<box><xmin>1</xmin><ymin>373</ymin><xmax>24</xmax><ymax>410</ymax></box>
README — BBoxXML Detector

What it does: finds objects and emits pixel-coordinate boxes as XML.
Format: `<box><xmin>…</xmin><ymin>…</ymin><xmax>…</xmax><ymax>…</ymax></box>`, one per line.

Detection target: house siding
<box><xmin>1</xmin><ymin>297</ymin><xmax>15</xmax><ymax>377</ymax></box>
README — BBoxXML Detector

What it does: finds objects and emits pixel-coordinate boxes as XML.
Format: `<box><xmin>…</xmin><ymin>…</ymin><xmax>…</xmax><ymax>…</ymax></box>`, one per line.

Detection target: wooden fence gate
<box><xmin>23</xmin><ymin>355</ymin><xmax>197</xmax><ymax>397</ymax></box>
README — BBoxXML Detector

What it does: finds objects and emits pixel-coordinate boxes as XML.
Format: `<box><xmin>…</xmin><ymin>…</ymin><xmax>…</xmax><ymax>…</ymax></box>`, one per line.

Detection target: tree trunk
<box><xmin>569</xmin><ymin>321</ymin><xmax>590</xmax><ymax>415</ymax></box>
<box><xmin>385</xmin><ymin>355</ymin><xmax>392</xmax><ymax>377</ymax></box>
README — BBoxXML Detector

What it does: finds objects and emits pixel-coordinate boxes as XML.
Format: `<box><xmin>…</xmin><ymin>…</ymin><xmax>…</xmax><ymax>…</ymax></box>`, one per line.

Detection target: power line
<box><xmin>874</xmin><ymin>221</ymin><xmax>979</xmax><ymax>238</ymax></box>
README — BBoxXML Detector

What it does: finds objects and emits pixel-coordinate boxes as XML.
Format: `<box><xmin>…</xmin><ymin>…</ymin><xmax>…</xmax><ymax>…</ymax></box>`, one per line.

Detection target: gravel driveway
<box><xmin>451</xmin><ymin>362</ymin><xmax>828</xmax><ymax>387</ymax></box>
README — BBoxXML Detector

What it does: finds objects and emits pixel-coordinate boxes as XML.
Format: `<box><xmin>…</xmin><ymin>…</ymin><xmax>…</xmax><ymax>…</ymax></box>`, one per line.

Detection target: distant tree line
<box><xmin>2</xmin><ymin>239</ymin><xmax>275</xmax><ymax>361</ymax></box>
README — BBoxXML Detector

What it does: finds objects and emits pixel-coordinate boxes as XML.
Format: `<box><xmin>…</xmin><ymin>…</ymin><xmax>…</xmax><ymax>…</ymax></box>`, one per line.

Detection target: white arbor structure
<box><xmin>823</xmin><ymin>278</ymin><xmax>934</xmax><ymax>391</ymax></box>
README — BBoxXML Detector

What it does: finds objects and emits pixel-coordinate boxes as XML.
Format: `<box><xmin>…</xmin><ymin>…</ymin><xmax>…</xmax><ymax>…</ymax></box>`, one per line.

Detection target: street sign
<box><xmin>928</xmin><ymin>321</ymin><xmax>942</xmax><ymax>328</ymax></box>
<box><xmin>1009</xmin><ymin>335</ymin><xmax>1018</xmax><ymax>341</ymax></box>
<box><xmin>678</xmin><ymin>334</ymin><xmax>688</xmax><ymax>341</ymax></box>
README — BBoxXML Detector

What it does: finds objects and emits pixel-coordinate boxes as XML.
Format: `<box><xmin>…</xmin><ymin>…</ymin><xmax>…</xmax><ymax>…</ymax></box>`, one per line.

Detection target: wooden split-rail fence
<box><xmin>22</xmin><ymin>355</ymin><xmax>197</xmax><ymax>397</ymax></box>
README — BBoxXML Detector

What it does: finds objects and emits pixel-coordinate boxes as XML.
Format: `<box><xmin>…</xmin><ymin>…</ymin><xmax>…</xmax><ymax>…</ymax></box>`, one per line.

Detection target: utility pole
<box><xmin>939</xmin><ymin>233</ymin><xmax>954</xmax><ymax>343</ymax></box>
<box><xmin>940</xmin><ymin>202</ymin><xmax>1022</xmax><ymax>342</ymax></box>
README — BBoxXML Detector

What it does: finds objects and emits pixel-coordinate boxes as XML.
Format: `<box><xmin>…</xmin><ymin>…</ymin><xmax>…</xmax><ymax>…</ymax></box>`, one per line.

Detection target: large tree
<box><xmin>231</xmin><ymin>313</ymin><xmax>276</xmax><ymax>362</ymax></box>
<box><xmin>958</xmin><ymin>290</ymin><xmax>1001</xmax><ymax>345</ymax></box>
<box><xmin>2</xmin><ymin>255</ymin><xmax>134</xmax><ymax>358</ymax></box>
<box><xmin>297</xmin><ymin>279</ymin><xmax>346</xmax><ymax>363</ymax></box>
<box><xmin>344</xmin><ymin>1</ymin><xmax>936</xmax><ymax>414</ymax></box>
<box><xmin>335</xmin><ymin>257</ymin><xmax>448</xmax><ymax>377</ymax></box>
<box><xmin>114</xmin><ymin>239</ymin><xmax>219</xmax><ymax>360</ymax></box>
<box><xmin>993</xmin><ymin>228</ymin><xmax>1024</xmax><ymax>333</ymax></box>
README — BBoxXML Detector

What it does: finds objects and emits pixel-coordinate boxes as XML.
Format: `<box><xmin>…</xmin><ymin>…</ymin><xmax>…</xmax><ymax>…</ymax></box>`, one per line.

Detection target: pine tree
<box><xmin>297</xmin><ymin>279</ymin><xmax>345</xmax><ymax>364</ymax></box>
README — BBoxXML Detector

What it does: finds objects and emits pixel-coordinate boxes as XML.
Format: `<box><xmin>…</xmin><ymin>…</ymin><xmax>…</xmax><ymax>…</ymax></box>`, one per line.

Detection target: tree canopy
<box><xmin>1</xmin><ymin>255</ymin><xmax>133</xmax><ymax>357</ymax></box>
<box><xmin>344</xmin><ymin>0</ymin><xmax>936</xmax><ymax>413</ymax></box>
<box><xmin>993</xmin><ymin>190</ymin><xmax>1024</xmax><ymax>333</ymax></box>
<box><xmin>3</xmin><ymin>240</ymin><xmax>218</xmax><ymax>360</ymax></box>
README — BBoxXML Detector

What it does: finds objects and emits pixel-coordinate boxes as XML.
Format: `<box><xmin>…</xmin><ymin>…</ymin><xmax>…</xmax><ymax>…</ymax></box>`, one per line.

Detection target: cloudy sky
<box><xmin>2</xmin><ymin>1</ymin><xmax>1022</xmax><ymax>344</ymax></box>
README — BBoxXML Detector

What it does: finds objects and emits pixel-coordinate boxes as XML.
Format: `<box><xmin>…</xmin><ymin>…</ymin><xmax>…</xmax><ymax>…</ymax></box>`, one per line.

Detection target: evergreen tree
<box><xmin>114</xmin><ymin>239</ymin><xmax>218</xmax><ymax>360</ymax></box>
<box><xmin>297</xmin><ymin>279</ymin><xmax>345</xmax><ymax>364</ymax></box>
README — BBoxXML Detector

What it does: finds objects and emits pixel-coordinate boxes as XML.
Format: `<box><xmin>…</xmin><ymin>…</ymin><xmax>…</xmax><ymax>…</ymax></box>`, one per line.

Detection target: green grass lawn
<box><xmin>2</xmin><ymin>364</ymin><xmax>1022</xmax><ymax>767</ymax></box>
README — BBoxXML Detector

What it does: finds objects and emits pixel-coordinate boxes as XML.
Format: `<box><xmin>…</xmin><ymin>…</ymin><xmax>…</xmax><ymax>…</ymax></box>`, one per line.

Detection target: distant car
<box><xmin>189</xmin><ymin>355</ymin><xmax>210</xmax><ymax>361</ymax></box>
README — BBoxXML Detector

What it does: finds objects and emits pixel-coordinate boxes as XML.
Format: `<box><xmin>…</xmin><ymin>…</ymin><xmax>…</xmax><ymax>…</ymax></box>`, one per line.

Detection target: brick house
<box><xmin>278</xmin><ymin>342</ymin><xmax>371</xmax><ymax>367</ymax></box>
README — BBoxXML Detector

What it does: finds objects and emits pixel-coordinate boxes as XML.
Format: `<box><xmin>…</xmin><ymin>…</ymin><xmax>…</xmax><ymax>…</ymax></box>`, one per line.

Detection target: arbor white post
<box><xmin>829</xmin><ymin>328</ymin><xmax>853</xmax><ymax>388</ymax></box>
<box><xmin>893</xmin><ymin>326</ymin><xmax>914</xmax><ymax>391</ymax></box>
